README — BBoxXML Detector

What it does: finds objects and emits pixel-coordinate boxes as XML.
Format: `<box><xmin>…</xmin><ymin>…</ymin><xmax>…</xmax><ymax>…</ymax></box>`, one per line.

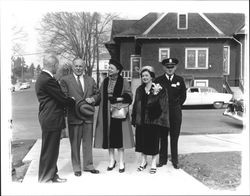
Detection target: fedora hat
<box><xmin>161</xmin><ymin>58</ymin><xmax>179</xmax><ymax>68</ymax></box>
<box><xmin>75</xmin><ymin>99</ymin><xmax>95</xmax><ymax>120</ymax></box>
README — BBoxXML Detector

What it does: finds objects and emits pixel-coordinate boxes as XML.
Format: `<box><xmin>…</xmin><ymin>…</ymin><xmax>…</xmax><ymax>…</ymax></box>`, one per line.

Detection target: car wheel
<box><xmin>213</xmin><ymin>102</ymin><xmax>224</xmax><ymax>109</ymax></box>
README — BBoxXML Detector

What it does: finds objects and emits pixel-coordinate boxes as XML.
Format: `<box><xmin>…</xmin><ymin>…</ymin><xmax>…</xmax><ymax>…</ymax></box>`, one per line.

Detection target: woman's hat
<box><xmin>140</xmin><ymin>65</ymin><xmax>155</xmax><ymax>73</ymax></box>
<box><xmin>75</xmin><ymin>99</ymin><xmax>95</xmax><ymax>120</ymax></box>
<box><xmin>109</xmin><ymin>59</ymin><xmax>123</xmax><ymax>71</ymax></box>
<box><xmin>161</xmin><ymin>58</ymin><xmax>179</xmax><ymax>68</ymax></box>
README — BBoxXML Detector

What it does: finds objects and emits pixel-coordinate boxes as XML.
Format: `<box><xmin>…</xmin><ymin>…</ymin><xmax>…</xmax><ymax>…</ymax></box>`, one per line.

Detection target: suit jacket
<box><xmin>35</xmin><ymin>71</ymin><xmax>75</xmax><ymax>132</ymax></box>
<box><xmin>60</xmin><ymin>74</ymin><xmax>98</xmax><ymax>124</ymax></box>
<box><xmin>154</xmin><ymin>74</ymin><xmax>186</xmax><ymax>107</ymax></box>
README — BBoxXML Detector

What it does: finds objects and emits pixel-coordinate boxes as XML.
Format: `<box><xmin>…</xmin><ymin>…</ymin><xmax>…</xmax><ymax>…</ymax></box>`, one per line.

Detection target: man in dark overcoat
<box><xmin>60</xmin><ymin>58</ymin><xmax>99</xmax><ymax>176</ymax></box>
<box><xmin>35</xmin><ymin>54</ymin><xmax>75</xmax><ymax>182</ymax></box>
<box><xmin>154</xmin><ymin>58</ymin><xmax>186</xmax><ymax>169</ymax></box>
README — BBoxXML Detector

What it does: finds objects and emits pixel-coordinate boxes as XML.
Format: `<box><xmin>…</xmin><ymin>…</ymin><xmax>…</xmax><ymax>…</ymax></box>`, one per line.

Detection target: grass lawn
<box><xmin>11</xmin><ymin>139</ymin><xmax>36</xmax><ymax>182</ymax></box>
<box><xmin>179</xmin><ymin>151</ymin><xmax>241</xmax><ymax>190</ymax></box>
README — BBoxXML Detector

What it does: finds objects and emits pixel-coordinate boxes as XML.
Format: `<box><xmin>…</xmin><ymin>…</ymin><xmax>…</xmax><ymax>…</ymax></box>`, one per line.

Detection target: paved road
<box><xmin>11</xmin><ymin>85</ymin><xmax>243</xmax><ymax>140</ymax></box>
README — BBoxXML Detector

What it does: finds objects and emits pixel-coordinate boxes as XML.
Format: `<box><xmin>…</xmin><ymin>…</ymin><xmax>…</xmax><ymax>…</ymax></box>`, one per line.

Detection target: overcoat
<box><xmin>93</xmin><ymin>75</ymin><xmax>134</xmax><ymax>149</ymax></box>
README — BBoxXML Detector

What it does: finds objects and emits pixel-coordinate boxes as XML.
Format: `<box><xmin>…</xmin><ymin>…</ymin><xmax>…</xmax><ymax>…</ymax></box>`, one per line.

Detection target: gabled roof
<box><xmin>204</xmin><ymin>13</ymin><xmax>245</xmax><ymax>36</ymax></box>
<box><xmin>114</xmin><ymin>13</ymin><xmax>161</xmax><ymax>37</ymax></box>
<box><xmin>109</xmin><ymin>20</ymin><xmax>137</xmax><ymax>42</ymax></box>
<box><xmin>111</xmin><ymin>12</ymin><xmax>245</xmax><ymax>39</ymax></box>
<box><xmin>235</xmin><ymin>25</ymin><xmax>246</xmax><ymax>35</ymax></box>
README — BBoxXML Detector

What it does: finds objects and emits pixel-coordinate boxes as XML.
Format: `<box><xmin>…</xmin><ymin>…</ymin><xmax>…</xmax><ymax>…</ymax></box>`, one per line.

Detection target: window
<box><xmin>185</xmin><ymin>48</ymin><xmax>209</xmax><ymax>69</ymax></box>
<box><xmin>178</xmin><ymin>13</ymin><xmax>188</xmax><ymax>29</ymax></box>
<box><xmin>223</xmin><ymin>46</ymin><xmax>230</xmax><ymax>75</ymax></box>
<box><xmin>159</xmin><ymin>48</ymin><xmax>170</xmax><ymax>62</ymax></box>
<box><xmin>194</xmin><ymin>80</ymin><xmax>208</xmax><ymax>87</ymax></box>
<box><xmin>121</xmin><ymin>71</ymin><xmax>131</xmax><ymax>81</ymax></box>
<box><xmin>190</xmin><ymin>88</ymin><xmax>199</xmax><ymax>93</ymax></box>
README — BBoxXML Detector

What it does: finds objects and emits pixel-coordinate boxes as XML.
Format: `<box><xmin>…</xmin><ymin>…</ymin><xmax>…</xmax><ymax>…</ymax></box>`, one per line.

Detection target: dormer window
<box><xmin>178</xmin><ymin>13</ymin><xmax>188</xmax><ymax>29</ymax></box>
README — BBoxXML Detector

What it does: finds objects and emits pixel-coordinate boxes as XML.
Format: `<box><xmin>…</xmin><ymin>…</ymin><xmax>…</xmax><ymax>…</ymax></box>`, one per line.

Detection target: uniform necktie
<box><xmin>77</xmin><ymin>76</ymin><xmax>84</xmax><ymax>96</ymax></box>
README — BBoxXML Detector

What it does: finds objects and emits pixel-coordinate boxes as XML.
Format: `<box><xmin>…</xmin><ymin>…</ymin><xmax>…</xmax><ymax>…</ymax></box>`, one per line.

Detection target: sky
<box><xmin>2</xmin><ymin>0</ymin><xmax>249</xmax><ymax>67</ymax></box>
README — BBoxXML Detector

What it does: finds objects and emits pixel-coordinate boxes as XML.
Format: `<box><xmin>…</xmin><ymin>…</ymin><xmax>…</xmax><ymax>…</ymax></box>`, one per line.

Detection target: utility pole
<box><xmin>96</xmin><ymin>15</ymin><xmax>100</xmax><ymax>89</ymax></box>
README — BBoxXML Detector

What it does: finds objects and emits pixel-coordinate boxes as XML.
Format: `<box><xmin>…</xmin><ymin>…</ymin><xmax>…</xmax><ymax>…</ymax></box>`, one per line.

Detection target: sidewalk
<box><xmin>19</xmin><ymin>134</ymin><xmax>244</xmax><ymax>195</ymax></box>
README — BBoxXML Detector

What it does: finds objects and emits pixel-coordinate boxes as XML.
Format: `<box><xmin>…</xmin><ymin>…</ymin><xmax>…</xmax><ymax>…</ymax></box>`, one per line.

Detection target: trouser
<box><xmin>38</xmin><ymin>130</ymin><xmax>61</xmax><ymax>182</ymax></box>
<box><xmin>68</xmin><ymin>123</ymin><xmax>94</xmax><ymax>172</ymax></box>
<box><xmin>159</xmin><ymin>105</ymin><xmax>182</xmax><ymax>164</ymax></box>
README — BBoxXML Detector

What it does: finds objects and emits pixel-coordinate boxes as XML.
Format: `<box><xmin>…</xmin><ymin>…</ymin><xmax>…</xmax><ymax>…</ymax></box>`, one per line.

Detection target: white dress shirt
<box><xmin>165</xmin><ymin>74</ymin><xmax>174</xmax><ymax>81</ymax></box>
<box><xmin>43</xmin><ymin>69</ymin><xmax>54</xmax><ymax>78</ymax></box>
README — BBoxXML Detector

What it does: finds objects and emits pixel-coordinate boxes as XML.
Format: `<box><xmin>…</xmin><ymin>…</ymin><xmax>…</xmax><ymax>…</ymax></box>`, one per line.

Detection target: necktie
<box><xmin>77</xmin><ymin>76</ymin><xmax>84</xmax><ymax>96</ymax></box>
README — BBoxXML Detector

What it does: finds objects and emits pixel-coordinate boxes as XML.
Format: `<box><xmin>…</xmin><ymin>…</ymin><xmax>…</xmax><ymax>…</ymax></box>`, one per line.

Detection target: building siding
<box><xmin>140</xmin><ymin>39</ymin><xmax>231</xmax><ymax>92</ymax></box>
<box><xmin>119</xmin><ymin>39</ymin><xmax>135</xmax><ymax>70</ymax></box>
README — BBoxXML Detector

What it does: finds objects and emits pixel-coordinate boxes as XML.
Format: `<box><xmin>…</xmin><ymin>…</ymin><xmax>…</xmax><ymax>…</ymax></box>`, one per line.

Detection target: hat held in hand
<box><xmin>75</xmin><ymin>99</ymin><xmax>95</xmax><ymax>120</ymax></box>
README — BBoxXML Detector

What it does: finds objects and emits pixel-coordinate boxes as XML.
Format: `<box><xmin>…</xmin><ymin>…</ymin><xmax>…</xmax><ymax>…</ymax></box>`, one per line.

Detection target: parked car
<box><xmin>183</xmin><ymin>86</ymin><xmax>233</xmax><ymax>109</ymax></box>
<box><xmin>11</xmin><ymin>85</ymin><xmax>15</xmax><ymax>92</ymax></box>
<box><xmin>19</xmin><ymin>82</ymin><xmax>31</xmax><ymax>90</ymax></box>
<box><xmin>223</xmin><ymin>99</ymin><xmax>244</xmax><ymax>121</ymax></box>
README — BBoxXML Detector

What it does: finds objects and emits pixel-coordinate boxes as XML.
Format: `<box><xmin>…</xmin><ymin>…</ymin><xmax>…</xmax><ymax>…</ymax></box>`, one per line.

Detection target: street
<box><xmin>11</xmin><ymin>84</ymin><xmax>243</xmax><ymax>140</ymax></box>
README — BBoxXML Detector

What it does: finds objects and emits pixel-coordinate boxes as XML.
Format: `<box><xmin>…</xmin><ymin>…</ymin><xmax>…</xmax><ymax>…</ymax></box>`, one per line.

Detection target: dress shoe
<box><xmin>52</xmin><ymin>176</ymin><xmax>67</xmax><ymax>183</ymax></box>
<box><xmin>137</xmin><ymin>162</ymin><xmax>147</xmax><ymax>172</ymax></box>
<box><xmin>74</xmin><ymin>171</ymin><xmax>82</xmax><ymax>176</ymax></box>
<box><xmin>149</xmin><ymin>168</ymin><xmax>157</xmax><ymax>174</ymax></box>
<box><xmin>119</xmin><ymin>167</ymin><xmax>125</xmax><ymax>173</ymax></box>
<box><xmin>119</xmin><ymin>163</ymin><xmax>125</xmax><ymax>173</ymax></box>
<box><xmin>156</xmin><ymin>162</ymin><xmax>167</xmax><ymax>167</ymax></box>
<box><xmin>84</xmin><ymin>169</ymin><xmax>100</xmax><ymax>174</ymax></box>
<box><xmin>172</xmin><ymin>163</ymin><xmax>180</xmax><ymax>169</ymax></box>
<box><xmin>107</xmin><ymin>161</ymin><xmax>116</xmax><ymax>171</ymax></box>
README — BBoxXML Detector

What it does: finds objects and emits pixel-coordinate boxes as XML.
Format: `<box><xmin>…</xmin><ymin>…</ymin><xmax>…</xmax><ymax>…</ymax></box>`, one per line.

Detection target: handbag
<box><xmin>110</xmin><ymin>103</ymin><xmax>129</xmax><ymax>119</ymax></box>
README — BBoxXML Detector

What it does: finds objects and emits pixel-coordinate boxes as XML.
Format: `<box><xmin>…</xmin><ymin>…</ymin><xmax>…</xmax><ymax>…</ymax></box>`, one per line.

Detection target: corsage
<box><xmin>152</xmin><ymin>83</ymin><xmax>163</xmax><ymax>95</ymax></box>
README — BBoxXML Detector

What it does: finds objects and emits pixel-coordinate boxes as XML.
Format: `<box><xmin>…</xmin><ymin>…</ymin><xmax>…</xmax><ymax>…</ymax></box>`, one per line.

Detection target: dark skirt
<box><xmin>109</xmin><ymin>118</ymin><xmax>123</xmax><ymax>148</ymax></box>
<box><xmin>135</xmin><ymin>124</ymin><xmax>160</xmax><ymax>155</ymax></box>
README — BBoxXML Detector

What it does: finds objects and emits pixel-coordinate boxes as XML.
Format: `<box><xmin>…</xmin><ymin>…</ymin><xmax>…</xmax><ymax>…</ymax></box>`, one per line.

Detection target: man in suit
<box><xmin>154</xmin><ymin>58</ymin><xmax>186</xmax><ymax>169</ymax></box>
<box><xmin>35</xmin><ymin>54</ymin><xmax>75</xmax><ymax>182</ymax></box>
<box><xmin>60</xmin><ymin>57</ymin><xmax>99</xmax><ymax>176</ymax></box>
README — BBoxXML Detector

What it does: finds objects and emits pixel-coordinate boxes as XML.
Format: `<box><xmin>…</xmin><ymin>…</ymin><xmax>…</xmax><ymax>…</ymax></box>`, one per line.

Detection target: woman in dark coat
<box><xmin>91</xmin><ymin>59</ymin><xmax>134</xmax><ymax>173</ymax></box>
<box><xmin>131</xmin><ymin>66</ymin><xmax>170</xmax><ymax>174</ymax></box>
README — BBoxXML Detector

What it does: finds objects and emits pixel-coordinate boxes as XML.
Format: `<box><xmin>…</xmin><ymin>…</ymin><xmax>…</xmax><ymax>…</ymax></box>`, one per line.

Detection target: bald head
<box><xmin>43</xmin><ymin>55</ymin><xmax>59</xmax><ymax>74</ymax></box>
<box><xmin>72</xmin><ymin>57</ymin><xmax>85</xmax><ymax>76</ymax></box>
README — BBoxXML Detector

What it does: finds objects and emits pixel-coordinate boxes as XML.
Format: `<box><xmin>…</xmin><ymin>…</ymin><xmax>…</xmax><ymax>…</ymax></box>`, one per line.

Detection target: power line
<box><xmin>12</xmin><ymin>52</ymin><xmax>46</xmax><ymax>57</ymax></box>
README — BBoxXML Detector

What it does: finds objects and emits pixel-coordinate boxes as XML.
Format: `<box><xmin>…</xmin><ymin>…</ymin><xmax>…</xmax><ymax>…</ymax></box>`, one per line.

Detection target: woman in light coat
<box><xmin>91</xmin><ymin>59</ymin><xmax>134</xmax><ymax>173</ymax></box>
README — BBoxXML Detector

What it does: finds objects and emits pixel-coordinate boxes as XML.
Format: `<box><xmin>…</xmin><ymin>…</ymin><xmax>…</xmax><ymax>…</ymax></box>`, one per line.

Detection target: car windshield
<box><xmin>200</xmin><ymin>88</ymin><xmax>209</xmax><ymax>93</ymax></box>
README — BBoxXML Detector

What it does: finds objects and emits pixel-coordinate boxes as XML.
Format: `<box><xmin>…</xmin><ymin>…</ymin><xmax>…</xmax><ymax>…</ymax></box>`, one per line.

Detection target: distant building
<box><xmin>92</xmin><ymin>53</ymin><xmax>110</xmax><ymax>86</ymax></box>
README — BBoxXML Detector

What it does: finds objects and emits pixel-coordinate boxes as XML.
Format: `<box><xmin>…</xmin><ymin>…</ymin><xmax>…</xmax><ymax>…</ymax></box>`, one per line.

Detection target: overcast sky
<box><xmin>2</xmin><ymin>0</ymin><xmax>249</xmax><ymax>66</ymax></box>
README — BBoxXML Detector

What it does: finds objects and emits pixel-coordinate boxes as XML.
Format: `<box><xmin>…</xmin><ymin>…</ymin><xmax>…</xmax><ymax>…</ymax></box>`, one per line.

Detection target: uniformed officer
<box><xmin>154</xmin><ymin>58</ymin><xmax>186</xmax><ymax>169</ymax></box>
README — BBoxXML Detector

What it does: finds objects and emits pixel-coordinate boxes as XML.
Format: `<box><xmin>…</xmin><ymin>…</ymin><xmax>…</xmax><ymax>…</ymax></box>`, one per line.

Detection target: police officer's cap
<box><xmin>161</xmin><ymin>58</ymin><xmax>179</xmax><ymax>68</ymax></box>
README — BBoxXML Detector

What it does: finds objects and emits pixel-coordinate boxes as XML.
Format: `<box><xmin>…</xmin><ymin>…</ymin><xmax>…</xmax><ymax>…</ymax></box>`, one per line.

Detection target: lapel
<box><xmin>69</xmin><ymin>74</ymin><xmax>83</xmax><ymax>96</ymax></box>
<box><xmin>160</xmin><ymin>74</ymin><xmax>170</xmax><ymax>88</ymax></box>
<box><xmin>83</xmin><ymin>75</ymin><xmax>88</xmax><ymax>95</ymax></box>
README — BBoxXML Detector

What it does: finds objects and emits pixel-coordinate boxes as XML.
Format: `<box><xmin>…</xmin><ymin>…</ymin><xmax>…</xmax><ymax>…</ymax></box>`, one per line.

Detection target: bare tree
<box><xmin>38</xmin><ymin>12</ymin><xmax>117</xmax><ymax>76</ymax></box>
<box><xmin>11</xmin><ymin>25</ymin><xmax>28</xmax><ymax>56</ymax></box>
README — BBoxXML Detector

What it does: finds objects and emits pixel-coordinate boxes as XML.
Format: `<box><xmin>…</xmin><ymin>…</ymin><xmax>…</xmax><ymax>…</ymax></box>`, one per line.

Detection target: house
<box><xmin>92</xmin><ymin>52</ymin><xmax>110</xmax><ymax>87</ymax></box>
<box><xmin>105</xmin><ymin>13</ymin><xmax>246</xmax><ymax>98</ymax></box>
